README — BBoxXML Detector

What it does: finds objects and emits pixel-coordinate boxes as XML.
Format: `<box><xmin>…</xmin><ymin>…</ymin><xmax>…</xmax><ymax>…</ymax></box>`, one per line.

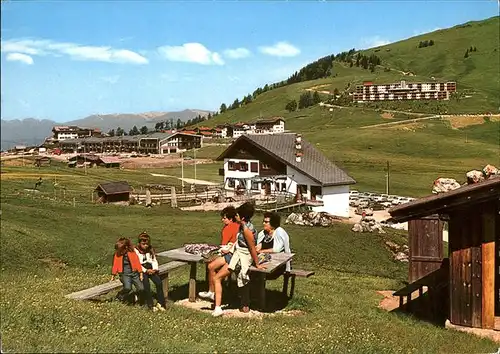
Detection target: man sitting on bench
<box><xmin>256</xmin><ymin>212</ymin><xmax>292</xmax><ymax>272</ymax></box>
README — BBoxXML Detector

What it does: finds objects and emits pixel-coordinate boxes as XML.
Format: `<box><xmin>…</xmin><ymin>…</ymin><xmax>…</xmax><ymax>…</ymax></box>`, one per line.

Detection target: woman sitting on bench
<box><xmin>256</xmin><ymin>212</ymin><xmax>292</xmax><ymax>272</ymax></box>
<box><xmin>212</xmin><ymin>202</ymin><xmax>266</xmax><ymax>317</ymax></box>
<box><xmin>198</xmin><ymin>206</ymin><xmax>239</xmax><ymax>301</ymax></box>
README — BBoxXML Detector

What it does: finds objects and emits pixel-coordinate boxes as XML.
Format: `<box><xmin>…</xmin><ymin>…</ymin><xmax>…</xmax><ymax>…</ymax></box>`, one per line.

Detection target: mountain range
<box><xmin>0</xmin><ymin>109</ymin><xmax>212</xmax><ymax>150</ymax></box>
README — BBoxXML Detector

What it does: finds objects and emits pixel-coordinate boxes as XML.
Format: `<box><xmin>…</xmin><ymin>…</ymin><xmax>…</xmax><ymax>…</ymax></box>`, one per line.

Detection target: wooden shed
<box><xmin>94</xmin><ymin>181</ymin><xmax>132</xmax><ymax>204</ymax></box>
<box><xmin>389</xmin><ymin>177</ymin><xmax>500</xmax><ymax>330</ymax></box>
<box><xmin>34</xmin><ymin>156</ymin><xmax>51</xmax><ymax>167</ymax></box>
<box><xmin>98</xmin><ymin>156</ymin><xmax>121</xmax><ymax>168</ymax></box>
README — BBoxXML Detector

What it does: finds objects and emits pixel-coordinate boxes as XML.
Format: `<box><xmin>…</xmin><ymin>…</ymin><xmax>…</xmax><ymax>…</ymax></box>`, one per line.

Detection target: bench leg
<box><xmin>290</xmin><ymin>275</ymin><xmax>296</xmax><ymax>298</ymax></box>
<box><xmin>189</xmin><ymin>262</ymin><xmax>197</xmax><ymax>302</ymax></box>
<box><xmin>282</xmin><ymin>273</ymin><xmax>290</xmax><ymax>297</ymax></box>
<box><xmin>162</xmin><ymin>273</ymin><xmax>169</xmax><ymax>300</ymax></box>
<box><xmin>399</xmin><ymin>296</ymin><xmax>404</xmax><ymax>308</ymax></box>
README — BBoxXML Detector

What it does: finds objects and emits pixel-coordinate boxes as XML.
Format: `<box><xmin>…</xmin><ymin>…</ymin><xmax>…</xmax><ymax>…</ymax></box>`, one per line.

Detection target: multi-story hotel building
<box><xmin>352</xmin><ymin>80</ymin><xmax>457</xmax><ymax>102</ymax></box>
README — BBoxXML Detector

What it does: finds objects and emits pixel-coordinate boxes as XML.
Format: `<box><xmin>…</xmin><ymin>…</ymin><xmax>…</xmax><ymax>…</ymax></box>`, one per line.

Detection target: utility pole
<box><xmin>386</xmin><ymin>160</ymin><xmax>390</xmax><ymax>195</ymax></box>
<box><xmin>181</xmin><ymin>151</ymin><xmax>184</xmax><ymax>194</ymax></box>
<box><xmin>194</xmin><ymin>147</ymin><xmax>197</xmax><ymax>189</ymax></box>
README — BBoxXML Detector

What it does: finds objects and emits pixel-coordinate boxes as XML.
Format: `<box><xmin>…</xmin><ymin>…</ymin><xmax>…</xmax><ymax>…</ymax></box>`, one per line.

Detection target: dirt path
<box><xmin>150</xmin><ymin>173</ymin><xmax>219</xmax><ymax>186</ymax></box>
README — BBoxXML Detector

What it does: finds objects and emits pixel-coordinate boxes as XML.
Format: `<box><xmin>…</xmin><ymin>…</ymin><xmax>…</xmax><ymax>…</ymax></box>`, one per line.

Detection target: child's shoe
<box><xmin>212</xmin><ymin>306</ymin><xmax>223</xmax><ymax>317</ymax></box>
<box><xmin>152</xmin><ymin>306</ymin><xmax>158</xmax><ymax>312</ymax></box>
<box><xmin>156</xmin><ymin>303</ymin><xmax>166</xmax><ymax>312</ymax></box>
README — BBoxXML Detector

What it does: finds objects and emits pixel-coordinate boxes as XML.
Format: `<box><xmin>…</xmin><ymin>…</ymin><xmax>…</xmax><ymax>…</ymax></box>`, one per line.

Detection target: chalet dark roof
<box><xmin>254</xmin><ymin>117</ymin><xmax>284</xmax><ymax>124</ymax></box>
<box><xmin>217</xmin><ymin>134</ymin><xmax>356</xmax><ymax>187</ymax></box>
<box><xmin>95</xmin><ymin>181</ymin><xmax>132</xmax><ymax>195</ymax></box>
<box><xmin>389</xmin><ymin>176</ymin><xmax>500</xmax><ymax>223</ymax></box>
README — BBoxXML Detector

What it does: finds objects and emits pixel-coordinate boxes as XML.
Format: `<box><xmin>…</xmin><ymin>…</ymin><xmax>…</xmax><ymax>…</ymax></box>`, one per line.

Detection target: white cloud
<box><xmin>258</xmin><ymin>41</ymin><xmax>300</xmax><ymax>57</ymax></box>
<box><xmin>223</xmin><ymin>47</ymin><xmax>251</xmax><ymax>59</ymax></box>
<box><xmin>0</xmin><ymin>38</ymin><xmax>148</xmax><ymax>64</ymax></box>
<box><xmin>158</xmin><ymin>43</ymin><xmax>224</xmax><ymax>65</ymax></box>
<box><xmin>6</xmin><ymin>52</ymin><xmax>33</xmax><ymax>65</ymax></box>
<box><xmin>360</xmin><ymin>36</ymin><xmax>391</xmax><ymax>49</ymax></box>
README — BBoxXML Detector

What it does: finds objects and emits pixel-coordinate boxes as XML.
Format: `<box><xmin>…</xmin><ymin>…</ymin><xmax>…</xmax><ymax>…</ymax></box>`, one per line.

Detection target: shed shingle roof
<box><xmin>217</xmin><ymin>134</ymin><xmax>355</xmax><ymax>186</ymax></box>
<box><xmin>95</xmin><ymin>181</ymin><xmax>132</xmax><ymax>195</ymax></box>
<box><xmin>389</xmin><ymin>176</ymin><xmax>500</xmax><ymax>223</ymax></box>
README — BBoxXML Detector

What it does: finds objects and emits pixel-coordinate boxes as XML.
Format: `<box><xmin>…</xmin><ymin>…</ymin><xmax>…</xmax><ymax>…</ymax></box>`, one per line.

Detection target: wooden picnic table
<box><xmin>157</xmin><ymin>247</ymin><xmax>294</xmax><ymax>308</ymax></box>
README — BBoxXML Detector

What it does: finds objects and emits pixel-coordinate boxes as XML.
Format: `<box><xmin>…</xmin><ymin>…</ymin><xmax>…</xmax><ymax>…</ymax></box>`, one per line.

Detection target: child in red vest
<box><xmin>111</xmin><ymin>237</ymin><xmax>144</xmax><ymax>304</ymax></box>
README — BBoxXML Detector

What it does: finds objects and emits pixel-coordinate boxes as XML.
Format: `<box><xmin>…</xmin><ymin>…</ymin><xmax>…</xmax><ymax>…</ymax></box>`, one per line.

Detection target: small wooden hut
<box><xmin>34</xmin><ymin>156</ymin><xmax>51</xmax><ymax>167</ymax></box>
<box><xmin>98</xmin><ymin>156</ymin><xmax>121</xmax><ymax>168</ymax></box>
<box><xmin>389</xmin><ymin>177</ymin><xmax>500</xmax><ymax>330</ymax></box>
<box><xmin>94</xmin><ymin>181</ymin><xmax>132</xmax><ymax>204</ymax></box>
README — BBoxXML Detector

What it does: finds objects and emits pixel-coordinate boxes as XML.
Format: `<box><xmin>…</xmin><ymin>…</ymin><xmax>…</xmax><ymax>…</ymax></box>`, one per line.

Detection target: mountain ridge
<box><xmin>0</xmin><ymin>109</ymin><xmax>212</xmax><ymax>150</ymax></box>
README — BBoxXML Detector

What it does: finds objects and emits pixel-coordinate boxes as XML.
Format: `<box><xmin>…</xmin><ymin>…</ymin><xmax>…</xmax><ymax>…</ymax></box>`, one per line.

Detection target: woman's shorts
<box><xmin>224</xmin><ymin>253</ymin><xmax>232</xmax><ymax>264</ymax></box>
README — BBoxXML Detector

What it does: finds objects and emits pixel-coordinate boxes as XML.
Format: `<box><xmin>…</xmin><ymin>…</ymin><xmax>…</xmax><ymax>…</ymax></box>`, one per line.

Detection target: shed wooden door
<box><xmin>448</xmin><ymin>210</ymin><xmax>483</xmax><ymax>328</ymax></box>
<box><xmin>408</xmin><ymin>216</ymin><xmax>444</xmax><ymax>283</ymax></box>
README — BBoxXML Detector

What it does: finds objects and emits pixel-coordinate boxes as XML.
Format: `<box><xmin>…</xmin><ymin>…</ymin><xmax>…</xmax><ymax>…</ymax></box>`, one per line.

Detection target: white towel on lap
<box><xmin>228</xmin><ymin>247</ymin><xmax>252</xmax><ymax>287</ymax></box>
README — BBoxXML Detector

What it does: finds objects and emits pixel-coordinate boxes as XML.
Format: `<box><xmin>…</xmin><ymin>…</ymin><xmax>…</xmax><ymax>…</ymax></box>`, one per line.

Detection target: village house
<box><xmin>51</xmin><ymin>126</ymin><xmax>102</xmax><ymax>141</ymax></box>
<box><xmin>57</xmin><ymin>132</ymin><xmax>202</xmax><ymax>155</ymax></box>
<box><xmin>216</xmin><ymin>133</ymin><xmax>356</xmax><ymax>217</ymax></box>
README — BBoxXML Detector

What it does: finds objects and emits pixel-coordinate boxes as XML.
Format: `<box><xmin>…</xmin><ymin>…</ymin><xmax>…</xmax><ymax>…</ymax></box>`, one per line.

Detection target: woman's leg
<box><xmin>213</xmin><ymin>264</ymin><xmax>231</xmax><ymax>307</ymax></box>
<box><xmin>207</xmin><ymin>257</ymin><xmax>226</xmax><ymax>293</ymax></box>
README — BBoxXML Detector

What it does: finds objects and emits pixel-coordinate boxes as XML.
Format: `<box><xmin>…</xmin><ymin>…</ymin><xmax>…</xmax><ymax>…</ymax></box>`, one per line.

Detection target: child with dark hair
<box><xmin>198</xmin><ymin>206</ymin><xmax>239</xmax><ymax>301</ymax></box>
<box><xmin>111</xmin><ymin>237</ymin><xmax>144</xmax><ymax>304</ymax></box>
<box><xmin>212</xmin><ymin>201</ymin><xmax>266</xmax><ymax>317</ymax></box>
<box><xmin>135</xmin><ymin>232</ymin><xmax>167</xmax><ymax>312</ymax></box>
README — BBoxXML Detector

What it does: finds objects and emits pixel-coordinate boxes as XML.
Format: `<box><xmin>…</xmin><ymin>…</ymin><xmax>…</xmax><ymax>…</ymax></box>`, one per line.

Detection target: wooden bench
<box><xmin>65</xmin><ymin>261</ymin><xmax>188</xmax><ymax>301</ymax></box>
<box><xmin>282</xmin><ymin>269</ymin><xmax>315</xmax><ymax>298</ymax></box>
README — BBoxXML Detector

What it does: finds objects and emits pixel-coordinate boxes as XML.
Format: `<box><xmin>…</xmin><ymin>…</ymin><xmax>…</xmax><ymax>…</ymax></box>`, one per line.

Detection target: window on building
<box><xmin>281</xmin><ymin>182</ymin><xmax>287</xmax><ymax>191</ymax></box>
<box><xmin>239</xmin><ymin>162</ymin><xmax>248</xmax><ymax>171</ymax></box>
<box><xmin>261</xmin><ymin>163</ymin><xmax>270</xmax><ymax>170</ymax></box>
<box><xmin>250</xmin><ymin>162</ymin><xmax>258</xmax><ymax>173</ymax></box>
<box><xmin>251</xmin><ymin>182</ymin><xmax>259</xmax><ymax>190</ymax></box>
<box><xmin>228</xmin><ymin>179</ymin><xmax>235</xmax><ymax>188</ymax></box>
<box><xmin>310</xmin><ymin>185</ymin><xmax>323</xmax><ymax>200</ymax></box>
<box><xmin>228</xmin><ymin>161</ymin><xmax>235</xmax><ymax>171</ymax></box>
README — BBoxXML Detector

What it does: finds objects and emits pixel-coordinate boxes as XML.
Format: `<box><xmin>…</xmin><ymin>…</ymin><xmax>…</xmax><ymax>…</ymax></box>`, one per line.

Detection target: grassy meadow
<box><xmin>1</xmin><ymin>163</ymin><xmax>498</xmax><ymax>353</ymax></box>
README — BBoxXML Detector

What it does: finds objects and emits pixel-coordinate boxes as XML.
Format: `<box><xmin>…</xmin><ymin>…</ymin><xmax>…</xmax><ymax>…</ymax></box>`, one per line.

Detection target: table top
<box><xmin>157</xmin><ymin>247</ymin><xmax>294</xmax><ymax>274</ymax></box>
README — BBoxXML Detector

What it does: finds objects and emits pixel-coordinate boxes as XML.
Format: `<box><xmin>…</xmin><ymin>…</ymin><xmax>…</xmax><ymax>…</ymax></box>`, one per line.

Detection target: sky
<box><xmin>1</xmin><ymin>0</ymin><xmax>498</xmax><ymax>122</ymax></box>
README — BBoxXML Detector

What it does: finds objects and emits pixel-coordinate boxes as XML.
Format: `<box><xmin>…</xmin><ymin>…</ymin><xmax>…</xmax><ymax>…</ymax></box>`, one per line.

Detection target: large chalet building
<box><xmin>58</xmin><ymin>132</ymin><xmax>202</xmax><ymax>155</ymax></box>
<box><xmin>217</xmin><ymin>133</ymin><xmax>355</xmax><ymax>217</ymax></box>
<box><xmin>353</xmin><ymin>80</ymin><xmax>457</xmax><ymax>102</ymax></box>
<box><xmin>51</xmin><ymin>126</ymin><xmax>102</xmax><ymax>141</ymax></box>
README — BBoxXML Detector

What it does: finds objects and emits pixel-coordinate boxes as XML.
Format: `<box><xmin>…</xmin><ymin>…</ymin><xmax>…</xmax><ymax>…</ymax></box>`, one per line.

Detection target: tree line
<box><xmin>216</xmin><ymin>48</ymin><xmax>383</xmax><ymax>116</ymax></box>
<box><xmin>105</xmin><ymin>114</ymin><xmax>212</xmax><ymax>136</ymax></box>
<box><xmin>418</xmin><ymin>40</ymin><xmax>435</xmax><ymax>48</ymax></box>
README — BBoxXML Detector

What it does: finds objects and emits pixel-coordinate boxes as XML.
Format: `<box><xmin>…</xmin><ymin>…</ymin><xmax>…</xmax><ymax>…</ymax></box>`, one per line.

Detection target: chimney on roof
<box><xmin>295</xmin><ymin>133</ymin><xmax>303</xmax><ymax>163</ymax></box>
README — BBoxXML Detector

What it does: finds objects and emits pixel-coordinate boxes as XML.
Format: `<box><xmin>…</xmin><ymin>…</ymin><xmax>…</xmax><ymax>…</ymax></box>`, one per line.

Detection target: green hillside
<box><xmin>1</xmin><ymin>168</ymin><xmax>498</xmax><ymax>352</ymax></box>
<box><xmin>364</xmin><ymin>16</ymin><xmax>500</xmax><ymax>106</ymax></box>
<box><xmin>192</xmin><ymin>16</ymin><xmax>500</xmax><ymax>197</ymax></box>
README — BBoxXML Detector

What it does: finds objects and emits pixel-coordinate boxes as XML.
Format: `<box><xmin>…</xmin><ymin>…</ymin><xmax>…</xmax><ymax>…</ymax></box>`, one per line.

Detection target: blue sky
<box><xmin>1</xmin><ymin>0</ymin><xmax>498</xmax><ymax>122</ymax></box>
